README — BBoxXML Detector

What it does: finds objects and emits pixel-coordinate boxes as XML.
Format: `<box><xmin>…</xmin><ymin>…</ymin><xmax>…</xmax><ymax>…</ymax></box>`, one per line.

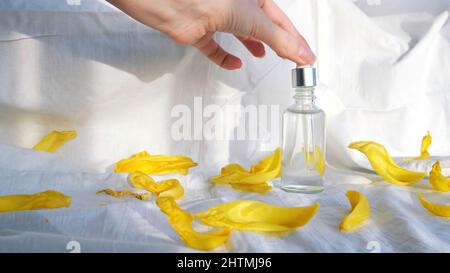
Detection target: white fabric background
<box><xmin>0</xmin><ymin>0</ymin><xmax>449</xmax><ymax>252</ymax></box>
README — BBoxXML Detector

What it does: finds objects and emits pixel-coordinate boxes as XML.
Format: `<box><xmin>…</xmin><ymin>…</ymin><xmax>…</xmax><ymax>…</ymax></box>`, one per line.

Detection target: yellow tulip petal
<box><xmin>349</xmin><ymin>141</ymin><xmax>426</xmax><ymax>186</ymax></box>
<box><xmin>211</xmin><ymin>170</ymin><xmax>255</xmax><ymax>184</ymax></box>
<box><xmin>421</xmin><ymin>131</ymin><xmax>432</xmax><ymax>157</ymax></box>
<box><xmin>250</xmin><ymin>148</ymin><xmax>282</xmax><ymax>176</ymax></box>
<box><xmin>115</xmin><ymin>151</ymin><xmax>198</xmax><ymax>175</ymax></box>
<box><xmin>210</xmin><ymin>164</ymin><xmax>251</xmax><ymax>184</ymax></box>
<box><xmin>339</xmin><ymin>190</ymin><xmax>370</xmax><ymax>232</ymax></box>
<box><xmin>222</xmin><ymin>164</ymin><xmax>250</xmax><ymax>175</ymax></box>
<box><xmin>250</xmin><ymin>149</ymin><xmax>278</xmax><ymax>173</ymax></box>
<box><xmin>118</xmin><ymin>151</ymin><xmax>318</xmax><ymax>250</ymax></box>
<box><xmin>156</xmin><ymin>197</ymin><xmax>231</xmax><ymax>250</ymax></box>
<box><xmin>194</xmin><ymin>200</ymin><xmax>319</xmax><ymax>232</ymax></box>
<box><xmin>156</xmin><ymin>179</ymin><xmax>184</xmax><ymax>199</ymax></box>
<box><xmin>157</xmin><ymin>196</ymin><xmax>319</xmax><ymax>250</ymax></box>
<box><xmin>303</xmin><ymin>146</ymin><xmax>326</xmax><ymax>176</ymax></box>
<box><xmin>403</xmin><ymin>132</ymin><xmax>432</xmax><ymax>161</ymax></box>
<box><xmin>128</xmin><ymin>171</ymin><xmax>156</xmax><ymax>190</ymax></box>
<box><xmin>128</xmin><ymin>172</ymin><xmax>184</xmax><ymax>199</ymax></box>
<box><xmin>315</xmin><ymin>146</ymin><xmax>325</xmax><ymax>176</ymax></box>
<box><xmin>32</xmin><ymin>131</ymin><xmax>77</xmax><ymax>152</ymax></box>
<box><xmin>418</xmin><ymin>194</ymin><xmax>450</xmax><ymax>217</ymax></box>
<box><xmin>429</xmin><ymin>161</ymin><xmax>450</xmax><ymax>192</ymax></box>
<box><xmin>230</xmin><ymin>183</ymin><xmax>272</xmax><ymax>194</ymax></box>
<box><xmin>96</xmin><ymin>189</ymin><xmax>151</xmax><ymax>200</ymax></box>
<box><xmin>0</xmin><ymin>190</ymin><xmax>71</xmax><ymax>213</ymax></box>
<box><xmin>210</xmin><ymin>148</ymin><xmax>281</xmax><ymax>192</ymax></box>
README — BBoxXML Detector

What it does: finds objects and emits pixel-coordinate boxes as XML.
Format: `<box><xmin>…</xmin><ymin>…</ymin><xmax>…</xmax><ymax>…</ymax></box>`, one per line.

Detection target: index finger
<box><xmin>260</xmin><ymin>0</ymin><xmax>315</xmax><ymax>59</ymax></box>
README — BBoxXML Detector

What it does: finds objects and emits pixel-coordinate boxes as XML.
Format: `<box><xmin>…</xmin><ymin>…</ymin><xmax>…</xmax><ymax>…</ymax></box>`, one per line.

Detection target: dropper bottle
<box><xmin>280</xmin><ymin>66</ymin><xmax>326</xmax><ymax>194</ymax></box>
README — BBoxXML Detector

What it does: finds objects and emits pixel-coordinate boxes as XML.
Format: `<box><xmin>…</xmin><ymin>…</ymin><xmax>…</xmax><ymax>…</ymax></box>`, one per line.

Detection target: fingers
<box><xmin>260</xmin><ymin>0</ymin><xmax>315</xmax><ymax>64</ymax></box>
<box><xmin>235</xmin><ymin>35</ymin><xmax>265</xmax><ymax>58</ymax></box>
<box><xmin>193</xmin><ymin>33</ymin><xmax>242</xmax><ymax>70</ymax></box>
<box><xmin>216</xmin><ymin>0</ymin><xmax>315</xmax><ymax>65</ymax></box>
<box><xmin>260</xmin><ymin>0</ymin><xmax>303</xmax><ymax>39</ymax></box>
<box><xmin>248</xmin><ymin>7</ymin><xmax>315</xmax><ymax>65</ymax></box>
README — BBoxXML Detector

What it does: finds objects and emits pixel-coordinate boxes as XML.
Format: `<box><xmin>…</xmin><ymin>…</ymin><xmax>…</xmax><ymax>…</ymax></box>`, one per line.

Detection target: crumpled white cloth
<box><xmin>397</xmin><ymin>156</ymin><xmax>450</xmax><ymax>176</ymax></box>
<box><xmin>0</xmin><ymin>0</ymin><xmax>449</xmax><ymax>171</ymax></box>
<box><xmin>0</xmin><ymin>0</ymin><xmax>450</xmax><ymax>252</ymax></box>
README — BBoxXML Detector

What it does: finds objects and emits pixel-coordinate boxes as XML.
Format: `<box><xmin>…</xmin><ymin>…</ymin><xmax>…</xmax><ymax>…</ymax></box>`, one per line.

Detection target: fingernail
<box><xmin>298</xmin><ymin>45</ymin><xmax>316</xmax><ymax>64</ymax></box>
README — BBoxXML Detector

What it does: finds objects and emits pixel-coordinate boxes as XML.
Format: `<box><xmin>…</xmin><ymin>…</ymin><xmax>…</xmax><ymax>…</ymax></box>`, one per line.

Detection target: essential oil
<box><xmin>280</xmin><ymin>66</ymin><xmax>326</xmax><ymax>194</ymax></box>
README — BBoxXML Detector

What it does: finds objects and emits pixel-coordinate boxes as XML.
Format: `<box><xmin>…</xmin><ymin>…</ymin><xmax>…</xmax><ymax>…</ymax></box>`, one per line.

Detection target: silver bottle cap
<box><xmin>291</xmin><ymin>66</ymin><xmax>317</xmax><ymax>87</ymax></box>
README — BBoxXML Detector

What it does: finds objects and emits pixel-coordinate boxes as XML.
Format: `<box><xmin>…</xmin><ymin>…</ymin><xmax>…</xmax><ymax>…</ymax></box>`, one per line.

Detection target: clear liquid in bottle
<box><xmin>280</xmin><ymin>66</ymin><xmax>326</xmax><ymax>194</ymax></box>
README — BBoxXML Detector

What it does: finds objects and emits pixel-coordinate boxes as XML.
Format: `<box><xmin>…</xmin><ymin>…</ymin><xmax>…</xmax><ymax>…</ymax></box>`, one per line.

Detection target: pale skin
<box><xmin>107</xmin><ymin>0</ymin><xmax>316</xmax><ymax>70</ymax></box>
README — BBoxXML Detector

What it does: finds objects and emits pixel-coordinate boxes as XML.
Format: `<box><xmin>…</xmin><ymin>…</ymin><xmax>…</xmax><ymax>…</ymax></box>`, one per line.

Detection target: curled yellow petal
<box><xmin>403</xmin><ymin>132</ymin><xmax>432</xmax><ymax>161</ymax></box>
<box><xmin>339</xmin><ymin>190</ymin><xmax>370</xmax><ymax>232</ymax></box>
<box><xmin>156</xmin><ymin>196</ymin><xmax>319</xmax><ymax>250</ymax></box>
<box><xmin>32</xmin><ymin>130</ymin><xmax>77</xmax><ymax>152</ymax></box>
<box><xmin>96</xmin><ymin>189</ymin><xmax>150</xmax><ymax>201</ymax></box>
<box><xmin>128</xmin><ymin>171</ymin><xmax>156</xmax><ymax>190</ymax></box>
<box><xmin>0</xmin><ymin>190</ymin><xmax>71</xmax><ymax>213</ymax></box>
<box><xmin>428</xmin><ymin>161</ymin><xmax>450</xmax><ymax>192</ymax></box>
<box><xmin>418</xmin><ymin>194</ymin><xmax>450</xmax><ymax>218</ymax></box>
<box><xmin>156</xmin><ymin>197</ymin><xmax>231</xmax><ymax>250</ymax></box>
<box><xmin>230</xmin><ymin>183</ymin><xmax>272</xmax><ymax>194</ymax></box>
<box><xmin>421</xmin><ymin>132</ymin><xmax>432</xmax><ymax>157</ymax></box>
<box><xmin>194</xmin><ymin>200</ymin><xmax>320</xmax><ymax>232</ymax></box>
<box><xmin>250</xmin><ymin>149</ymin><xmax>280</xmax><ymax>174</ymax></box>
<box><xmin>348</xmin><ymin>141</ymin><xmax>425</xmax><ymax>186</ymax></box>
<box><xmin>115</xmin><ymin>151</ymin><xmax>198</xmax><ymax>175</ymax></box>
<box><xmin>249</xmin><ymin>148</ymin><xmax>282</xmax><ymax>179</ymax></box>
<box><xmin>210</xmin><ymin>148</ymin><xmax>281</xmax><ymax>192</ymax></box>
<box><xmin>120</xmin><ymin>151</ymin><xmax>319</xmax><ymax>250</ymax></box>
<box><xmin>129</xmin><ymin>172</ymin><xmax>184</xmax><ymax>199</ymax></box>
<box><xmin>305</xmin><ymin>146</ymin><xmax>325</xmax><ymax>176</ymax></box>
<box><xmin>315</xmin><ymin>146</ymin><xmax>325</xmax><ymax>176</ymax></box>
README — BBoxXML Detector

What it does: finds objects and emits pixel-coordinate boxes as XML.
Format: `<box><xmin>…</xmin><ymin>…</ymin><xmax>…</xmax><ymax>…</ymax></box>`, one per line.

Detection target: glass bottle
<box><xmin>280</xmin><ymin>66</ymin><xmax>326</xmax><ymax>194</ymax></box>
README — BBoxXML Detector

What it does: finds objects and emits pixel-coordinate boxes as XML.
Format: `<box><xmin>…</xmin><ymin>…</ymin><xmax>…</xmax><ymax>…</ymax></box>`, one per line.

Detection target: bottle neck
<box><xmin>293</xmin><ymin>87</ymin><xmax>316</xmax><ymax>106</ymax></box>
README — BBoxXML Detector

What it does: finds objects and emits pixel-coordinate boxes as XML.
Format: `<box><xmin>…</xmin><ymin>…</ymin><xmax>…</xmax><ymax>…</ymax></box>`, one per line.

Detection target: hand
<box><xmin>107</xmin><ymin>0</ymin><xmax>316</xmax><ymax>70</ymax></box>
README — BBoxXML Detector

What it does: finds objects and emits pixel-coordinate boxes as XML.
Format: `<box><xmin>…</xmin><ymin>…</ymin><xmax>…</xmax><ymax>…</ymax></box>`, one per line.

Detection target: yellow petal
<box><xmin>210</xmin><ymin>164</ymin><xmax>251</xmax><ymax>184</ymax></box>
<box><xmin>230</xmin><ymin>183</ymin><xmax>272</xmax><ymax>194</ymax></box>
<box><xmin>420</xmin><ymin>131</ymin><xmax>432</xmax><ymax>158</ymax></box>
<box><xmin>156</xmin><ymin>179</ymin><xmax>184</xmax><ymax>199</ymax></box>
<box><xmin>0</xmin><ymin>190</ymin><xmax>71</xmax><ymax>213</ymax></box>
<box><xmin>121</xmin><ymin>152</ymin><xmax>318</xmax><ymax>250</ymax></box>
<box><xmin>418</xmin><ymin>194</ymin><xmax>450</xmax><ymax>217</ymax></box>
<box><xmin>339</xmin><ymin>190</ymin><xmax>370</xmax><ymax>232</ymax></box>
<box><xmin>32</xmin><ymin>131</ymin><xmax>77</xmax><ymax>152</ymax></box>
<box><xmin>250</xmin><ymin>149</ymin><xmax>278</xmax><ymax>173</ymax></box>
<box><xmin>211</xmin><ymin>168</ymin><xmax>250</xmax><ymax>184</ymax></box>
<box><xmin>303</xmin><ymin>146</ymin><xmax>325</xmax><ymax>176</ymax></box>
<box><xmin>96</xmin><ymin>189</ymin><xmax>150</xmax><ymax>200</ymax></box>
<box><xmin>194</xmin><ymin>200</ymin><xmax>320</xmax><ymax>232</ymax></box>
<box><xmin>128</xmin><ymin>171</ymin><xmax>156</xmax><ymax>190</ymax></box>
<box><xmin>115</xmin><ymin>151</ymin><xmax>198</xmax><ymax>175</ymax></box>
<box><xmin>128</xmin><ymin>172</ymin><xmax>184</xmax><ymax>199</ymax></box>
<box><xmin>250</xmin><ymin>148</ymin><xmax>282</xmax><ymax>177</ymax></box>
<box><xmin>428</xmin><ymin>161</ymin><xmax>450</xmax><ymax>192</ymax></box>
<box><xmin>210</xmin><ymin>148</ymin><xmax>281</xmax><ymax>191</ymax></box>
<box><xmin>156</xmin><ymin>197</ymin><xmax>231</xmax><ymax>250</ymax></box>
<box><xmin>349</xmin><ymin>141</ymin><xmax>425</xmax><ymax>186</ymax></box>
<box><xmin>315</xmin><ymin>146</ymin><xmax>325</xmax><ymax>176</ymax></box>
<box><xmin>403</xmin><ymin>132</ymin><xmax>432</xmax><ymax>161</ymax></box>
<box><xmin>222</xmin><ymin>164</ymin><xmax>250</xmax><ymax>175</ymax></box>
